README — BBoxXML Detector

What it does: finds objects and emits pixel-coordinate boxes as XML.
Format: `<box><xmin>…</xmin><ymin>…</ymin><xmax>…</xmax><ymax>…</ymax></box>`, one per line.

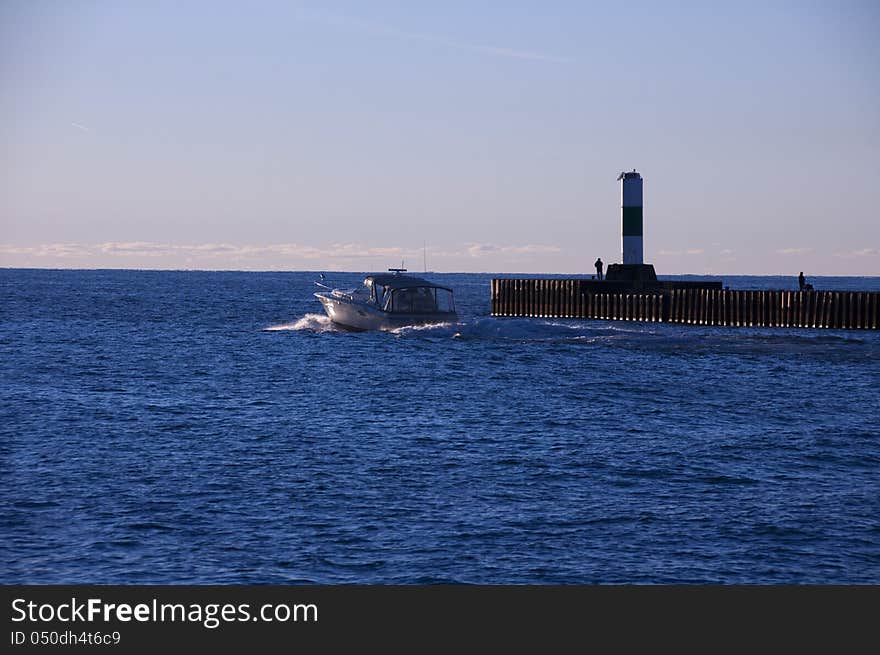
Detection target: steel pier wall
<box><xmin>489</xmin><ymin>279</ymin><xmax>880</xmax><ymax>330</ymax></box>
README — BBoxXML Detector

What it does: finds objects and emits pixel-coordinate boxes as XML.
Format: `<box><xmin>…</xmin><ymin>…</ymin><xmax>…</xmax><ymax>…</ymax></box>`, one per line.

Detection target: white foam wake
<box><xmin>389</xmin><ymin>321</ymin><xmax>458</xmax><ymax>336</ymax></box>
<box><xmin>449</xmin><ymin>317</ymin><xmax>639</xmax><ymax>342</ymax></box>
<box><xmin>265</xmin><ymin>315</ymin><xmax>653</xmax><ymax>341</ymax></box>
<box><xmin>264</xmin><ymin>313</ymin><xmax>336</xmax><ymax>332</ymax></box>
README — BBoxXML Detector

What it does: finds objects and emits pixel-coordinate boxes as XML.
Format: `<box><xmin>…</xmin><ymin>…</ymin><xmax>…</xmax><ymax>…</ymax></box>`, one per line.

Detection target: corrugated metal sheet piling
<box><xmin>490</xmin><ymin>280</ymin><xmax>879</xmax><ymax>329</ymax></box>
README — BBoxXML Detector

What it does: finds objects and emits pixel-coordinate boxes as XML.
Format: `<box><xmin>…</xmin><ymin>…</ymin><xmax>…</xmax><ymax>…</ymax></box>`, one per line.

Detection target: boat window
<box><xmin>412</xmin><ymin>287</ymin><xmax>437</xmax><ymax>312</ymax></box>
<box><xmin>388</xmin><ymin>288</ymin><xmax>415</xmax><ymax>313</ymax></box>
<box><xmin>373</xmin><ymin>284</ymin><xmax>385</xmax><ymax>305</ymax></box>
<box><xmin>435</xmin><ymin>288</ymin><xmax>454</xmax><ymax>312</ymax></box>
<box><xmin>386</xmin><ymin>287</ymin><xmax>453</xmax><ymax>313</ymax></box>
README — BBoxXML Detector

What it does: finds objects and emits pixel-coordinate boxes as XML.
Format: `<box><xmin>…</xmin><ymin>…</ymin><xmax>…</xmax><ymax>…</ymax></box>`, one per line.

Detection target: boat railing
<box><xmin>315</xmin><ymin>274</ymin><xmax>361</xmax><ymax>300</ymax></box>
<box><xmin>330</xmin><ymin>289</ymin><xmax>359</xmax><ymax>300</ymax></box>
<box><xmin>314</xmin><ymin>273</ymin><xmax>333</xmax><ymax>291</ymax></box>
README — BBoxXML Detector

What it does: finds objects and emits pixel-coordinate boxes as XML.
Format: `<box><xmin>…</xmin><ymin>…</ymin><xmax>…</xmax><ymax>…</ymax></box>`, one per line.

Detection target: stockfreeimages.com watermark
<box><xmin>11</xmin><ymin>597</ymin><xmax>318</xmax><ymax>630</ymax></box>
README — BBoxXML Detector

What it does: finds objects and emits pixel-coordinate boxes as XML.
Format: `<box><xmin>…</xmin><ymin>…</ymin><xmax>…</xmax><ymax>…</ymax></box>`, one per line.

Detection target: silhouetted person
<box><xmin>798</xmin><ymin>271</ymin><xmax>806</xmax><ymax>290</ymax></box>
<box><xmin>595</xmin><ymin>258</ymin><xmax>603</xmax><ymax>281</ymax></box>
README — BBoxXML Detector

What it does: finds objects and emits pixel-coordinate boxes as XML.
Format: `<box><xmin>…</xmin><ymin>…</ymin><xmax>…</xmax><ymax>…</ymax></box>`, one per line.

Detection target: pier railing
<box><xmin>490</xmin><ymin>279</ymin><xmax>880</xmax><ymax>330</ymax></box>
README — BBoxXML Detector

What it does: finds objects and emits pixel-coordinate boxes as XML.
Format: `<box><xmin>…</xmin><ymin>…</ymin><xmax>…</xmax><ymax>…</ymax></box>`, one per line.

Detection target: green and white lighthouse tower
<box><xmin>618</xmin><ymin>169</ymin><xmax>643</xmax><ymax>265</ymax></box>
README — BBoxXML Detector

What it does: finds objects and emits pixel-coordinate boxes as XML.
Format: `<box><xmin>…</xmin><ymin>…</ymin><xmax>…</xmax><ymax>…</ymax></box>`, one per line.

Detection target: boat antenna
<box><xmin>388</xmin><ymin>259</ymin><xmax>407</xmax><ymax>275</ymax></box>
<box><xmin>423</xmin><ymin>241</ymin><xmax>427</xmax><ymax>273</ymax></box>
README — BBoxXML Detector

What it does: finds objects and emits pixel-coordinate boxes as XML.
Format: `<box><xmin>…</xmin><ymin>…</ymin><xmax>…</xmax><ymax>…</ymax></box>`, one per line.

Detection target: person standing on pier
<box><xmin>595</xmin><ymin>257</ymin><xmax>603</xmax><ymax>281</ymax></box>
<box><xmin>798</xmin><ymin>271</ymin><xmax>806</xmax><ymax>290</ymax></box>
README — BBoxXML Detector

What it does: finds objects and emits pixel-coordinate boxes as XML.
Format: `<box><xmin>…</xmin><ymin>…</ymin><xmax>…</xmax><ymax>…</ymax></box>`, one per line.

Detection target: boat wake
<box><xmin>265</xmin><ymin>315</ymin><xmax>640</xmax><ymax>341</ymax></box>
<box><xmin>264</xmin><ymin>314</ymin><xmax>337</xmax><ymax>332</ymax></box>
<box><xmin>389</xmin><ymin>322</ymin><xmax>458</xmax><ymax>336</ymax></box>
<box><xmin>264</xmin><ymin>315</ymin><xmax>874</xmax><ymax>358</ymax></box>
<box><xmin>447</xmin><ymin>317</ymin><xmax>637</xmax><ymax>342</ymax></box>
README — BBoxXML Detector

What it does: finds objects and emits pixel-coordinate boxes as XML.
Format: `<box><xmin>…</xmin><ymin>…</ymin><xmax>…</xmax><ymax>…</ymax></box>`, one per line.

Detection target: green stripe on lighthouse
<box><xmin>622</xmin><ymin>206</ymin><xmax>642</xmax><ymax>236</ymax></box>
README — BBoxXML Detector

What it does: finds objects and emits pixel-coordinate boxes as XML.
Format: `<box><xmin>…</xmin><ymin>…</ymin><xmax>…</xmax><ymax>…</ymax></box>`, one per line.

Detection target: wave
<box><xmin>448</xmin><ymin>317</ymin><xmax>643</xmax><ymax>342</ymax></box>
<box><xmin>390</xmin><ymin>321</ymin><xmax>459</xmax><ymax>336</ymax></box>
<box><xmin>264</xmin><ymin>315</ymin><xmax>653</xmax><ymax>342</ymax></box>
<box><xmin>265</xmin><ymin>315</ymin><xmax>878</xmax><ymax>355</ymax></box>
<box><xmin>264</xmin><ymin>313</ymin><xmax>336</xmax><ymax>332</ymax></box>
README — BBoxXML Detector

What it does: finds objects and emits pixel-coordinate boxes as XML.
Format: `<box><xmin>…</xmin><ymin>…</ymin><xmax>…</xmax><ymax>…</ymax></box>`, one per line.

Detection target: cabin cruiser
<box><xmin>314</xmin><ymin>269</ymin><xmax>457</xmax><ymax>331</ymax></box>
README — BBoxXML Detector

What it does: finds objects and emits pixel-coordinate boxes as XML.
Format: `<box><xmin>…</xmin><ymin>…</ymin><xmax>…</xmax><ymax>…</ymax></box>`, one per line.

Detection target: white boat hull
<box><xmin>315</xmin><ymin>293</ymin><xmax>456</xmax><ymax>331</ymax></box>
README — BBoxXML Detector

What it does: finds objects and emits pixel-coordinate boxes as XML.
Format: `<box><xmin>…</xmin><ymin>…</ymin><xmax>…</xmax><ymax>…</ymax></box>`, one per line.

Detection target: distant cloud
<box><xmin>465</xmin><ymin>243</ymin><xmax>562</xmax><ymax>257</ymax></box>
<box><xmin>91</xmin><ymin>242</ymin><xmax>409</xmax><ymax>260</ymax></box>
<box><xmin>774</xmin><ymin>247</ymin><xmax>813</xmax><ymax>256</ymax></box>
<box><xmin>71</xmin><ymin>122</ymin><xmax>91</xmax><ymax>132</ymax></box>
<box><xmin>1</xmin><ymin>241</ymin><xmax>561</xmax><ymax>266</ymax></box>
<box><xmin>99</xmin><ymin>242</ymin><xmax>175</xmax><ymax>256</ymax></box>
<box><xmin>0</xmin><ymin>243</ymin><xmax>92</xmax><ymax>257</ymax></box>
<box><xmin>833</xmin><ymin>248</ymin><xmax>879</xmax><ymax>258</ymax></box>
<box><xmin>298</xmin><ymin>10</ymin><xmax>572</xmax><ymax>63</ymax></box>
<box><xmin>0</xmin><ymin>241</ymin><xmax>562</xmax><ymax>269</ymax></box>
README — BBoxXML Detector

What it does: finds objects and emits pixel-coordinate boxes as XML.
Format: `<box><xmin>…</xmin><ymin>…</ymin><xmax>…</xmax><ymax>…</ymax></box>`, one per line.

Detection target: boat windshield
<box><xmin>383</xmin><ymin>287</ymin><xmax>454</xmax><ymax>313</ymax></box>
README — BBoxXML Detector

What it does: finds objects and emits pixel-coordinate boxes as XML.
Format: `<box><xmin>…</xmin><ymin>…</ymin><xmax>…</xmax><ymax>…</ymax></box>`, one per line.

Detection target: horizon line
<box><xmin>1</xmin><ymin>266</ymin><xmax>876</xmax><ymax>278</ymax></box>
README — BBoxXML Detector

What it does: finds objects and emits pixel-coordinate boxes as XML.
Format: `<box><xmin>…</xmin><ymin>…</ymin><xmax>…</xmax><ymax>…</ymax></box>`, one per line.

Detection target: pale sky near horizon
<box><xmin>1</xmin><ymin>1</ymin><xmax>878</xmax><ymax>275</ymax></box>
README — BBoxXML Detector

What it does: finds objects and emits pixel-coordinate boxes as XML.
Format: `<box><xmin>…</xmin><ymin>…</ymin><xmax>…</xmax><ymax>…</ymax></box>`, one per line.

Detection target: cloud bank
<box><xmin>0</xmin><ymin>241</ymin><xmax>562</xmax><ymax>270</ymax></box>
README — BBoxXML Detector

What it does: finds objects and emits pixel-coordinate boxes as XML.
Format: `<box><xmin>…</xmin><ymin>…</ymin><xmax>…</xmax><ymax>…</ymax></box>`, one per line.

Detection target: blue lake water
<box><xmin>1</xmin><ymin>269</ymin><xmax>879</xmax><ymax>584</ymax></box>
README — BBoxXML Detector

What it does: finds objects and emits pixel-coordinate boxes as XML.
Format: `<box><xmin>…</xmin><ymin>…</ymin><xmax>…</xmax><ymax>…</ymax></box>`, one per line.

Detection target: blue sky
<box><xmin>1</xmin><ymin>1</ymin><xmax>878</xmax><ymax>274</ymax></box>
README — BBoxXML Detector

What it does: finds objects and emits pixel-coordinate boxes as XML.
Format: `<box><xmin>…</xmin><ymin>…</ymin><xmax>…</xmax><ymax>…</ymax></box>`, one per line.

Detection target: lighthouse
<box><xmin>605</xmin><ymin>169</ymin><xmax>656</xmax><ymax>286</ymax></box>
<box><xmin>619</xmin><ymin>169</ymin><xmax>643</xmax><ymax>265</ymax></box>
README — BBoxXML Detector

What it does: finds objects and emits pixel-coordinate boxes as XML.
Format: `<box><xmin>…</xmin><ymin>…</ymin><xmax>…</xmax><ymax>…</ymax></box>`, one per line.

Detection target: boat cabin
<box><xmin>363</xmin><ymin>273</ymin><xmax>455</xmax><ymax>314</ymax></box>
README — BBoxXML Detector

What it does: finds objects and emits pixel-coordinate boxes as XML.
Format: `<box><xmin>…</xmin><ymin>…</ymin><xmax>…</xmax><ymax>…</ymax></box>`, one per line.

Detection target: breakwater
<box><xmin>490</xmin><ymin>278</ymin><xmax>880</xmax><ymax>329</ymax></box>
